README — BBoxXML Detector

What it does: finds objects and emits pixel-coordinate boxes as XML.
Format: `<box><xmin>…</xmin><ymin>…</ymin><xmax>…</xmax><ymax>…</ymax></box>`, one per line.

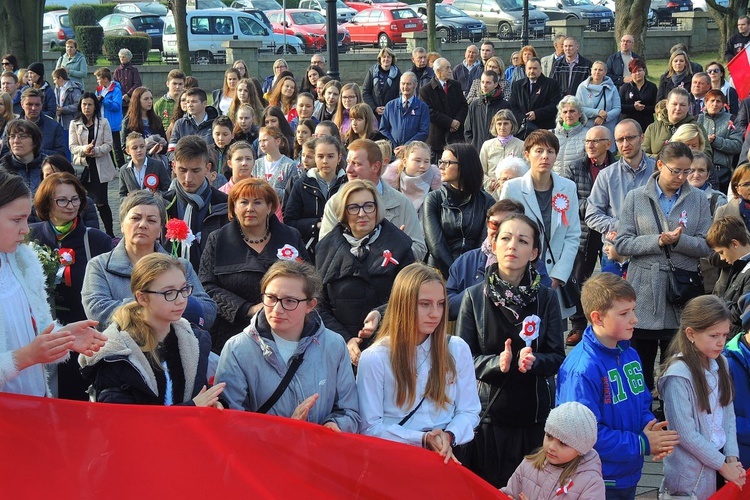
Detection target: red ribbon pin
<box><xmin>381</xmin><ymin>250</ymin><xmax>399</xmax><ymax>268</ymax></box>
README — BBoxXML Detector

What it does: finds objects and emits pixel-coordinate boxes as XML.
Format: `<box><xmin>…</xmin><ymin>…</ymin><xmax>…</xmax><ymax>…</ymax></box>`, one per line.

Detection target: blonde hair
<box><xmin>374</xmin><ymin>263</ymin><xmax>456</xmax><ymax>409</ymax></box>
<box><xmin>670</xmin><ymin>123</ymin><xmax>705</xmax><ymax>151</ymax></box>
<box><xmin>336</xmin><ymin>179</ymin><xmax>386</xmax><ymax>224</ymax></box>
<box><xmin>111</xmin><ymin>254</ymin><xmax>186</xmax><ymax>367</ymax></box>
<box><xmin>525</xmin><ymin>447</ymin><xmax>584</xmax><ymax>489</ymax></box>
<box><xmin>334</xmin><ymin>82</ymin><xmax>362</xmax><ymax>128</ymax></box>
<box><xmin>376</xmin><ymin>139</ymin><xmax>393</xmax><ymax>166</ymax></box>
<box><xmin>396</xmin><ymin>140</ymin><xmax>430</xmax><ymax>183</ymax></box>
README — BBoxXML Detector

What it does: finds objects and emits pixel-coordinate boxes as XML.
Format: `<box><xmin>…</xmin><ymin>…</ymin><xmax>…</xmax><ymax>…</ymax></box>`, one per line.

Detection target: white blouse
<box><xmin>356</xmin><ymin>335</ymin><xmax>481</xmax><ymax>446</ymax></box>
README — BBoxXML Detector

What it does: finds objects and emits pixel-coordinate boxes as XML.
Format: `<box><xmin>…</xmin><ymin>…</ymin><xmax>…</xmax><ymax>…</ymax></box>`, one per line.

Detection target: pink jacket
<box><xmin>501</xmin><ymin>449</ymin><xmax>605</xmax><ymax>499</ymax></box>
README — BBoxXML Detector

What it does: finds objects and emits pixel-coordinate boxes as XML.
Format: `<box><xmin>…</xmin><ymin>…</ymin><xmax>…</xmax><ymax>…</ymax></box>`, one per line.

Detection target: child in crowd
<box><xmin>232</xmin><ymin>103</ymin><xmax>259</xmax><ymax>155</ymax></box>
<box><xmin>253</xmin><ymin>125</ymin><xmax>299</xmax><ymax>208</ymax></box>
<box><xmin>299</xmin><ymin>137</ymin><xmax>316</xmax><ymax>172</ymax></box>
<box><xmin>118</xmin><ymin>132</ymin><xmax>171</xmax><ymax>199</ymax></box>
<box><xmin>658</xmin><ymin>295</ymin><xmax>744</xmax><ymax>498</ymax></box>
<box><xmin>294</xmin><ymin>118</ymin><xmax>316</xmax><ymax>163</ymax></box>
<box><xmin>219</xmin><ymin>141</ymin><xmax>254</xmax><ymax>196</ymax></box>
<box><xmin>556</xmin><ymin>273</ymin><xmax>680</xmax><ymax>500</ymax></box>
<box><xmin>601</xmin><ymin>231</ymin><xmax>629</xmax><ymax>278</ymax></box>
<box><xmin>381</xmin><ymin>140</ymin><xmax>440</xmax><ymax>220</ymax></box>
<box><xmin>290</xmin><ymin>92</ymin><xmax>317</xmax><ymax>132</ymax></box>
<box><xmin>154</xmin><ymin>70</ymin><xmax>186</xmax><ymax>131</ymax></box>
<box><xmin>725</xmin><ymin>293</ymin><xmax>750</xmax><ymax>468</ymax></box>
<box><xmin>210</xmin><ymin>116</ymin><xmax>234</xmax><ymax>187</ymax></box>
<box><xmin>502</xmin><ymin>402</ymin><xmax>606</xmax><ymax>499</ymax></box>
<box><xmin>706</xmin><ymin>216</ymin><xmax>750</xmax><ymax>334</ymax></box>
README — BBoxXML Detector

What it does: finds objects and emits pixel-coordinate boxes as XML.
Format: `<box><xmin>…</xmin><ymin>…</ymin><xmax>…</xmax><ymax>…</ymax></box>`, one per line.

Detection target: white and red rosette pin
<box><xmin>277</xmin><ymin>244</ymin><xmax>300</xmax><ymax>261</ymax></box>
<box><xmin>144</xmin><ymin>173</ymin><xmax>160</xmax><ymax>191</ymax></box>
<box><xmin>551</xmin><ymin>193</ymin><xmax>570</xmax><ymax>226</ymax></box>
<box><xmin>519</xmin><ymin>314</ymin><xmax>541</xmax><ymax>347</ymax></box>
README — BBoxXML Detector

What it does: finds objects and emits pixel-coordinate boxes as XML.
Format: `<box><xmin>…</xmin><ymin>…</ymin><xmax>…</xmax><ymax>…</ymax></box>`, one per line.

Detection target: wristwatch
<box><xmin>445</xmin><ymin>430</ymin><xmax>456</xmax><ymax>448</ymax></box>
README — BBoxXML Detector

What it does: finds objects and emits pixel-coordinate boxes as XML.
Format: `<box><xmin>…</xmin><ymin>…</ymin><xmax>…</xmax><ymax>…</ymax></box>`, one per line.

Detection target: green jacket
<box><xmin>154</xmin><ymin>93</ymin><xmax>176</xmax><ymax>130</ymax></box>
<box><xmin>642</xmin><ymin>106</ymin><xmax>712</xmax><ymax>159</ymax></box>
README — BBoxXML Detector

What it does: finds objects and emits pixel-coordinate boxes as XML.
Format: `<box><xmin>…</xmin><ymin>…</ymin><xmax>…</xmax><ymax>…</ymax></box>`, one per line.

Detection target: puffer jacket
<box><xmin>575</xmin><ymin>76</ymin><xmax>621</xmax><ymax>144</ymax></box>
<box><xmin>315</xmin><ymin>220</ymin><xmax>415</xmax><ymax>343</ymax></box>
<box><xmin>423</xmin><ymin>184</ymin><xmax>495</xmax><ymax>279</ymax></box>
<box><xmin>643</xmin><ymin>106</ymin><xmax>713</xmax><ymax>158</ymax></box>
<box><xmin>0</xmin><ymin>153</ymin><xmax>44</xmax><ymax>195</ymax></box>
<box><xmin>79</xmin><ymin>318</ymin><xmax>211</xmax><ymax>405</ymax></box>
<box><xmin>502</xmin><ymin>449</ymin><xmax>606</xmax><ymax>499</ymax></box>
<box><xmin>283</xmin><ymin>168</ymin><xmax>347</xmax><ymax>257</ymax></box>
<box><xmin>553</xmin><ymin>121</ymin><xmax>589</xmax><ymax>176</ymax></box>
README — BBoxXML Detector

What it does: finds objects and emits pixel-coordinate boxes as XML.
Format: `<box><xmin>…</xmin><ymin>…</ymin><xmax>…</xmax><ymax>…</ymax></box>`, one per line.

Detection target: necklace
<box><xmin>240</xmin><ymin>218</ymin><xmax>271</xmax><ymax>244</ymax></box>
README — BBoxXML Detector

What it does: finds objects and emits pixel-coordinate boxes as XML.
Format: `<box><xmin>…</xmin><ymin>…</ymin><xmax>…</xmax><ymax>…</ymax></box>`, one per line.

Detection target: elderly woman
<box><xmin>615</xmin><ymin>142</ymin><xmax>711</xmax><ymax>395</ymax></box>
<box><xmin>705</xmin><ymin>61</ymin><xmax>739</xmax><ymax>117</ymax></box>
<box><xmin>215</xmin><ymin>259</ymin><xmax>359</xmax><ymax>431</ymax></box>
<box><xmin>619</xmin><ymin>58</ymin><xmax>658</xmax><ymax>132</ymax></box>
<box><xmin>467</xmin><ymin>56</ymin><xmax>511</xmax><ymax>103</ymax></box>
<box><xmin>0</xmin><ymin>118</ymin><xmax>45</xmax><ymax>194</ymax></box>
<box><xmin>575</xmin><ymin>61</ymin><xmax>620</xmax><ymax>148</ymax></box>
<box><xmin>113</xmin><ymin>49</ymin><xmax>142</xmax><ymax>114</ymax></box>
<box><xmin>500</xmin><ymin>130</ymin><xmax>581</xmax><ymax>318</ymax></box>
<box><xmin>315</xmin><ymin>179</ymin><xmax>415</xmax><ymax>365</ymax></box>
<box><xmin>29</xmin><ymin>172</ymin><xmax>112</xmax><ymax>400</ymax></box>
<box><xmin>362</xmin><ymin>48</ymin><xmax>402</xmax><ymax>118</ymax></box>
<box><xmin>656</xmin><ymin>50</ymin><xmax>693</xmax><ymax>102</ymax></box>
<box><xmin>552</xmin><ymin>96</ymin><xmax>589</xmax><ymax>175</ymax></box>
<box><xmin>54</xmin><ymin>40</ymin><xmax>87</xmax><ymax>88</ymax></box>
<box><xmin>82</xmin><ymin>189</ymin><xmax>216</xmax><ymax>329</ymax></box>
<box><xmin>698</xmin><ymin>89</ymin><xmax>743</xmax><ymax>193</ymax></box>
<box><xmin>492</xmin><ymin>156</ymin><xmax>528</xmax><ymax>199</ymax></box>
<box><xmin>479</xmin><ymin>109</ymin><xmax>525</xmax><ymax>195</ymax></box>
<box><xmin>423</xmin><ymin>143</ymin><xmax>495</xmax><ymax>279</ymax></box>
<box><xmin>199</xmin><ymin>178</ymin><xmax>308</xmax><ymax>354</ymax></box>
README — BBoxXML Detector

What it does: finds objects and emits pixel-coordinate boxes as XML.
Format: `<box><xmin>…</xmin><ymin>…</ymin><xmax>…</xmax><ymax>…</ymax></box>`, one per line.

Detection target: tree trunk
<box><xmin>172</xmin><ymin>0</ymin><xmax>192</xmax><ymax>74</ymax></box>
<box><xmin>0</xmin><ymin>0</ymin><xmax>44</xmax><ymax>67</ymax></box>
<box><xmin>614</xmin><ymin>0</ymin><xmax>649</xmax><ymax>58</ymax></box>
<box><xmin>705</xmin><ymin>0</ymin><xmax>748</xmax><ymax>61</ymax></box>
<box><xmin>427</xmin><ymin>0</ymin><xmax>437</xmax><ymax>53</ymax></box>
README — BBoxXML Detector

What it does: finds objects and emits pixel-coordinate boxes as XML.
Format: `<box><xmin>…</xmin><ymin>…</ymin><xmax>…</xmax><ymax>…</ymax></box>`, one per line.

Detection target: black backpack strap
<box><xmin>257</xmin><ymin>353</ymin><xmax>304</xmax><ymax>414</ymax></box>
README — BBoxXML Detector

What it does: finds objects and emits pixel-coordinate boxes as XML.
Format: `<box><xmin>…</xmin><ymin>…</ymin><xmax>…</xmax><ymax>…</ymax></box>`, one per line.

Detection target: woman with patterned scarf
<box><xmin>362</xmin><ymin>48</ymin><xmax>402</xmax><ymax>120</ymax></box>
<box><xmin>456</xmin><ymin>213</ymin><xmax>565</xmax><ymax>488</ymax></box>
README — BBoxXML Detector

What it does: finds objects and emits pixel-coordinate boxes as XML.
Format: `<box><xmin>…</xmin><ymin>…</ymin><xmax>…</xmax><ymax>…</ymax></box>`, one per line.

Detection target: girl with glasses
<box><xmin>80</xmin><ymin>253</ymin><xmax>224</xmax><ymax>408</ymax></box>
<box><xmin>29</xmin><ymin>173</ymin><xmax>112</xmax><ymax>400</ymax></box>
<box><xmin>215</xmin><ymin>259</ymin><xmax>359</xmax><ymax>431</ymax></box>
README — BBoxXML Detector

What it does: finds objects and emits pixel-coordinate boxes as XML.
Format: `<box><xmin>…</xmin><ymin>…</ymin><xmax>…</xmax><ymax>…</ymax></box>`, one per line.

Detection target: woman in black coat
<box><xmin>423</xmin><ymin>143</ymin><xmax>495</xmax><ymax>279</ymax></box>
<box><xmin>656</xmin><ymin>50</ymin><xmax>693</xmax><ymax>102</ymax></box>
<box><xmin>362</xmin><ymin>47</ymin><xmax>402</xmax><ymax>120</ymax></box>
<box><xmin>619</xmin><ymin>58</ymin><xmax>658</xmax><ymax>132</ymax></box>
<box><xmin>199</xmin><ymin>178</ymin><xmax>309</xmax><ymax>353</ymax></box>
<box><xmin>29</xmin><ymin>173</ymin><xmax>113</xmax><ymax>400</ymax></box>
<box><xmin>315</xmin><ymin>179</ymin><xmax>415</xmax><ymax>365</ymax></box>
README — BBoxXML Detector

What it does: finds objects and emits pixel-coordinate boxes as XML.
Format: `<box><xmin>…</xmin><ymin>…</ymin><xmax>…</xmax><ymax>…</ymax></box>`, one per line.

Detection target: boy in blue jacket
<box><xmin>556</xmin><ymin>273</ymin><xmax>680</xmax><ymax>500</ymax></box>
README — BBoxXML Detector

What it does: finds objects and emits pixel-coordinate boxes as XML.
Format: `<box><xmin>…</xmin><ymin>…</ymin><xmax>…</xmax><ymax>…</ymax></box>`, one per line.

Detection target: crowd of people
<box><xmin>4</xmin><ymin>22</ymin><xmax>750</xmax><ymax>498</ymax></box>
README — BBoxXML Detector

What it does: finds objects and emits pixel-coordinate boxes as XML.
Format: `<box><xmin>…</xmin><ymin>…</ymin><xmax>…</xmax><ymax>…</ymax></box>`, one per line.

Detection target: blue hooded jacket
<box><xmin>724</xmin><ymin>332</ymin><xmax>750</xmax><ymax>466</ymax></box>
<box><xmin>557</xmin><ymin>326</ymin><xmax>654</xmax><ymax>489</ymax></box>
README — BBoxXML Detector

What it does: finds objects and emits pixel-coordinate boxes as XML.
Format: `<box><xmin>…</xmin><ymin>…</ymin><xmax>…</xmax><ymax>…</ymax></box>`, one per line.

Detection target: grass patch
<box><xmin>94</xmin><ymin>50</ymin><xmax>163</xmax><ymax>66</ymax></box>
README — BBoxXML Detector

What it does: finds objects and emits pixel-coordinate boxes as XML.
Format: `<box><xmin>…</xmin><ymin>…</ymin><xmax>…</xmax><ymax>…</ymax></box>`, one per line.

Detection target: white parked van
<box><xmin>162</xmin><ymin>9</ymin><xmax>304</xmax><ymax>64</ymax></box>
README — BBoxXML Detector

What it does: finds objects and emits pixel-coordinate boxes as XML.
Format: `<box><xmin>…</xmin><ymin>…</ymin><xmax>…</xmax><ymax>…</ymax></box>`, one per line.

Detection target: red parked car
<box><xmin>344</xmin><ymin>0</ymin><xmax>406</xmax><ymax>12</ymax></box>
<box><xmin>342</xmin><ymin>7</ymin><xmax>423</xmax><ymax>48</ymax></box>
<box><xmin>267</xmin><ymin>9</ymin><xmax>351</xmax><ymax>52</ymax></box>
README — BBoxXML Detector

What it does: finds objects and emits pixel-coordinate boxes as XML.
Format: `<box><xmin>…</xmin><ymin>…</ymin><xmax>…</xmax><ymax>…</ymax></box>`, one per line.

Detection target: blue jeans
<box><xmin>605</xmin><ymin>486</ymin><xmax>637</xmax><ymax>500</ymax></box>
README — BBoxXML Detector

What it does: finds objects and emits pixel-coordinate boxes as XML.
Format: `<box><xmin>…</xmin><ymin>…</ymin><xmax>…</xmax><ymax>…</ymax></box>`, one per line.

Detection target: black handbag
<box><xmin>647</xmin><ymin>199</ymin><xmax>703</xmax><ymax>307</ymax></box>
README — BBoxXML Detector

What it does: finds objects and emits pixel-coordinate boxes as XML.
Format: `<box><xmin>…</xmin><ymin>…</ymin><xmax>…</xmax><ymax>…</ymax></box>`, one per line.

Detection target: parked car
<box><xmin>650</xmin><ymin>0</ymin><xmax>693</xmax><ymax>23</ymax></box>
<box><xmin>43</xmin><ymin>10</ymin><xmax>74</xmax><ymax>50</ymax></box>
<box><xmin>529</xmin><ymin>0</ymin><xmax>613</xmax><ymax>30</ymax></box>
<box><xmin>267</xmin><ymin>9</ymin><xmax>351</xmax><ymax>52</ymax></box>
<box><xmin>411</xmin><ymin>3</ymin><xmax>486</xmax><ymax>42</ymax></box>
<box><xmin>113</xmin><ymin>2</ymin><xmax>168</xmax><ymax>16</ymax></box>
<box><xmin>230</xmin><ymin>0</ymin><xmax>283</xmax><ymax>11</ymax></box>
<box><xmin>448</xmin><ymin>0</ymin><xmax>548</xmax><ymax>39</ymax></box>
<box><xmin>99</xmin><ymin>13</ymin><xmax>165</xmax><ymax>51</ymax></box>
<box><xmin>187</xmin><ymin>0</ymin><xmax>232</xmax><ymax>9</ymax></box>
<box><xmin>298</xmin><ymin>0</ymin><xmax>358</xmax><ymax>23</ymax></box>
<box><xmin>342</xmin><ymin>7</ymin><xmax>423</xmax><ymax>47</ymax></box>
<box><xmin>162</xmin><ymin>9</ymin><xmax>304</xmax><ymax>63</ymax></box>
<box><xmin>344</xmin><ymin>0</ymin><xmax>407</xmax><ymax>13</ymax></box>
<box><xmin>691</xmin><ymin>0</ymin><xmax>727</xmax><ymax>11</ymax></box>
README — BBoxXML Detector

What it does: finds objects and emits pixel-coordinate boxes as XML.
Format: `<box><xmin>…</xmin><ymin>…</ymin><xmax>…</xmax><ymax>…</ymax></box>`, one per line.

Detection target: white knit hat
<box><xmin>545</xmin><ymin>402</ymin><xmax>598</xmax><ymax>455</ymax></box>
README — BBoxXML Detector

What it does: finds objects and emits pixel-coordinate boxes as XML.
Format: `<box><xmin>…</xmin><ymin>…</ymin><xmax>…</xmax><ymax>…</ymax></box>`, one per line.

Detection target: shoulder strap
<box><xmin>710</xmin><ymin>193</ymin><xmax>719</xmax><ymax>215</ymax></box>
<box><xmin>398</xmin><ymin>395</ymin><xmax>426</xmax><ymax>426</ymax></box>
<box><xmin>84</xmin><ymin>227</ymin><xmax>92</xmax><ymax>262</ymax></box>
<box><xmin>257</xmin><ymin>353</ymin><xmax>304</xmax><ymax>414</ymax></box>
<box><xmin>647</xmin><ymin>197</ymin><xmax>672</xmax><ymax>261</ymax></box>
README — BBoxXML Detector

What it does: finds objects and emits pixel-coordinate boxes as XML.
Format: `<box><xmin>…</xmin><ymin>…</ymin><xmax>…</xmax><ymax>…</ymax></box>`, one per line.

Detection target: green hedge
<box><xmin>103</xmin><ymin>33</ymin><xmax>152</xmax><ymax>65</ymax></box>
<box><xmin>90</xmin><ymin>3</ymin><xmax>117</xmax><ymax>21</ymax></box>
<box><xmin>74</xmin><ymin>26</ymin><xmax>104</xmax><ymax>65</ymax></box>
<box><xmin>45</xmin><ymin>5</ymin><xmax>66</xmax><ymax>12</ymax></box>
<box><xmin>69</xmin><ymin>5</ymin><xmax>97</xmax><ymax>28</ymax></box>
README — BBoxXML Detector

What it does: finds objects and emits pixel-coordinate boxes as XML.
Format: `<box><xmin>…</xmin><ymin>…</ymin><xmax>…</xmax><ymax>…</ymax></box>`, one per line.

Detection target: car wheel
<box><xmin>276</xmin><ymin>44</ymin><xmax>297</xmax><ymax>55</ymax></box>
<box><xmin>378</xmin><ymin>33</ymin><xmax>392</xmax><ymax>48</ymax></box>
<box><xmin>437</xmin><ymin>27</ymin><xmax>452</xmax><ymax>43</ymax></box>
<box><xmin>497</xmin><ymin>22</ymin><xmax>512</xmax><ymax>39</ymax></box>
<box><xmin>192</xmin><ymin>50</ymin><xmax>214</xmax><ymax>65</ymax></box>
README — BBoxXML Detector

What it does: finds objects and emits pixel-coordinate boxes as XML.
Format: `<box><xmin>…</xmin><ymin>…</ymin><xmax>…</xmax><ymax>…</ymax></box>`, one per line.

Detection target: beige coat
<box><xmin>69</xmin><ymin>117</ymin><xmax>117</xmax><ymax>183</ymax></box>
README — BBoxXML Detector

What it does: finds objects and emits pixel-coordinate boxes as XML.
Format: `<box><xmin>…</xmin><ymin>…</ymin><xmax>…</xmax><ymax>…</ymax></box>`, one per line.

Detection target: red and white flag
<box><xmin>728</xmin><ymin>45</ymin><xmax>750</xmax><ymax>101</ymax></box>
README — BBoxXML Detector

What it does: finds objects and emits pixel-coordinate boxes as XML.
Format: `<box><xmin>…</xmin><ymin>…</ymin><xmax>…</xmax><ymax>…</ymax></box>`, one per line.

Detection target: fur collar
<box><xmin>80</xmin><ymin>318</ymin><xmax>199</xmax><ymax>403</ymax></box>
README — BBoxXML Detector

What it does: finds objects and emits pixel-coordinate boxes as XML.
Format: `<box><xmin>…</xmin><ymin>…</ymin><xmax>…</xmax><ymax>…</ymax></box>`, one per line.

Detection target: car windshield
<box><xmin>336</xmin><ymin>0</ymin><xmax>349</xmax><ymax>6</ymax></box>
<box><xmin>136</xmin><ymin>2</ymin><xmax>168</xmax><ymax>15</ymax></box>
<box><xmin>499</xmin><ymin>0</ymin><xmax>526</xmax><ymax>10</ymax></box>
<box><xmin>253</xmin><ymin>0</ymin><xmax>283</xmax><ymax>8</ymax></box>
<box><xmin>563</xmin><ymin>0</ymin><xmax>593</xmax><ymax>5</ymax></box>
<box><xmin>198</xmin><ymin>0</ymin><xmax>226</xmax><ymax>7</ymax></box>
<box><xmin>60</xmin><ymin>14</ymin><xmax>71</xmax><ymax>28</ymax></box>
<box><xmin>435</xmin><ymin>4</ymin><xmax>465</xmax><ymax>17</ymax></box>
<box><xmin>290</xmin><ymin>11</ymin><xmax>326</xmax><ymax>24</ymax></box>
<box><xmin>132</xmin><ymin>16</ymin><xmax>162</xmax><ymax>29</ymax></box>
<box><xmin>392</xmin><ymin>8</ymin><xmax>417</xmax><ymax>18</ymax></box>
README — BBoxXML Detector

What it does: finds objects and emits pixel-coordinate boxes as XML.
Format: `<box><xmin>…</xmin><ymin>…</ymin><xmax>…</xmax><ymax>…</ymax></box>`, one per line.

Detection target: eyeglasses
<box><xmin>584</xmin><ymin>138</ymin><xmax>610</xmax><ymax>145</ymax></box>
<box><xmin>1</xmin><ymin>62</ymin><xmax>10</xmax><ymax>66</ymax></box>
<box><xmin>614</xmin><ymin>134</ymin><xmax>640</xmax><ymax>144</ymax></box>
<box><xmin>487</xmin><ymin>219</ymin><xmax>502</xmax><ymax>230</ymax></box>
<box><xmin>54</xmin><ymin>196</ymin><xmax>81</xmax><ymax>208</ymax></box>
<box><xmin>437</xmin><ymin>159</ymin><xmax>459</xmax><ymax>168</ymax></box>
<box><xmin>142</xmin><ymin>285</ymin><xmax>194</xmax><ymax>302</ymax></box>
<box><xmin>341</xmin><ymin>95</ymin><xmax>357</xmax><ymax>100</ymax></box>
<box><xmin>663</xmin><ymin>165</ymin><xmax>694</xmax><ymax>177</ymax></box>
<box><xmin>8</xmin><ymin>133</ymin><xmax>31</xmax><ymax>140</ymax></box>
<box><xmin>262</xmin><ymin>293</ymin><xmax>311</xmax><ymax>311</ymax></box>
<box><xmin>707</xmin><ymin>68</ymin><xmax>722</xmax><ymax>74</ymax></box>
<box><xmin>345</xmin><ymin>201</ymin><xmax>377</xmax><ymax>215</ymax></box>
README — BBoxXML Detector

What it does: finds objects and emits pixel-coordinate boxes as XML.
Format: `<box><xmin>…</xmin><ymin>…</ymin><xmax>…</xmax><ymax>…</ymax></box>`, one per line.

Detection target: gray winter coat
<box><xmin>697</xmin><ymin>111</ymin><xmax>743</xmax><ymax>168</ymax></box>
<box><xmin>214</xmin><ymin>310</ymin><xmax>360</xmax><ymax>433</ymax></box>
<box><xmin>658</xmin><ymin>357</ymin><xmax>739</xmax><ymax>499</ymax></box>
<box><xmin>615</xmin><ymin>173</ymin><xmax>711</xmax><ymax>330</ymax></box>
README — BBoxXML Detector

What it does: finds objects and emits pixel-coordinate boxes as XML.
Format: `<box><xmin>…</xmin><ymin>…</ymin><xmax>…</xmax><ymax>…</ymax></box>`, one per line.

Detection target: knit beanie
<box><xmin>28</xmin><ymin>62</ymin><xmax>45</xmax><ymax>79</ymax></box>
<box><xmin>544</xmin><ymin>402</ymin><xmax>598</xmax><ymax>455</ymax></box>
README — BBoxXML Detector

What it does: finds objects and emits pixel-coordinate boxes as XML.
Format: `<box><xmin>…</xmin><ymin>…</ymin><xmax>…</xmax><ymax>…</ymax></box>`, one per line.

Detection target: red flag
<box><xmin>0</xmin><ymin>393</ymin><xmax>506</xmax><ymax>499</ymax></box>
<box><xmin>728</xmin><ymin>46</ymin><xmax>750</xmax><ymax>102</ymax></box>
<box><xmin>710</xmin><ymin>473</ymin><xmax>750</xmax><ymax>500</ymax></box>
